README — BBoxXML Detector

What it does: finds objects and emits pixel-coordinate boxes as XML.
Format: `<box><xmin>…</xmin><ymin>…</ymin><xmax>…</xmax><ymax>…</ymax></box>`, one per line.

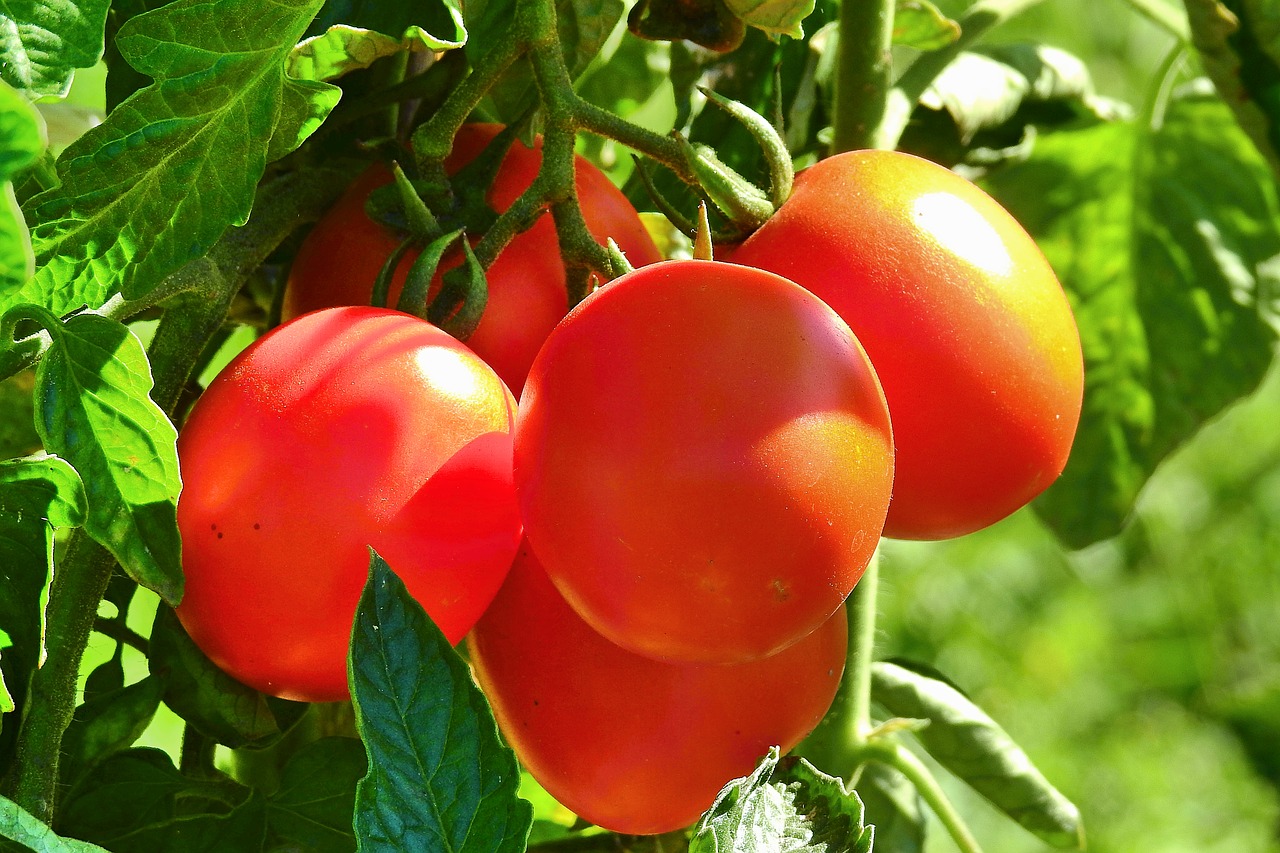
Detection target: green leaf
<box><xmin>148</xmin><ymin>607</ymin><xmax>308</xmax><ymax>750</ymax></box>
<box><xmin>25</xmin><ymin>310</ymin><xmax>182</xmax><ymax>603</ymax></box>
<box><xmin>691</xmin><ymin>747</ymin><xmax>875</xmax><ymax>853</ymax></box>
<box><xmin>0</xmin><ymin>0</ymin><xmax>110</xmax><ymax>100</ymax></box>
<box><xmin>61</xmin><ymin>675</ymin><xmax>165</xmax><ymax>790</ymax></box>
<box><xmin>893</xmin><ymin>0</ymin><xmax>959</xmax><ymax>51</ymax></box>
<box><xmin>1186</xmin><ymin>0</ymin><xmax>1280</xmax><ymax>176</ymax></box>
<box><xmin>0</xmin><ymin>455</ymin><xmax>86</xmax><ymax>758</ymax></box>
<box><xmin>267</xmin><ymin>737</ymin><xmax>366</xmax><ymax>853</ymax></box>
<box><xmin>290</xmin><ymin>23</ymin><xmax>465</xmax><ymax>84</ymax></box>
<box><xmin>349</xmin><ymin>552</ymin><xmax>532</xmax><ymax>853</ymax></box>
<box><xmin>854</xmin><ymin>763</ymin><xmax>925</xmax><ymax>853</ymax></box>
<box><xmin>723</xmin><ymin>0</ymin><xmax>815</xmax><ymax>39</ymax></box>
<box><xmin>4</xmin><ymin>0</ymin><xmax>339</xmax><ymax>317</ymax></box>
<box><xmin>1</xmin><ymin>80</ymin><xmax>43</xmax><ymax>292</ymax></box>
<box><xmin>983</xmin><ymin>89</ymin><xmax>1280</xmax><ymax>546</ymax></box>
<box><xmin>0</xmin><ymin>795</ymin><xmax>109</xmax><ymax>852</ymax></box>
<box><xmin>305</xmin><ymin>0</ymin><xmax>467</xmax><ymax>45</ymax></box>
<box><xmin>871</xmin><ymin>661</ymin><xmax>1083</xmax><ymax>848</ymax></box>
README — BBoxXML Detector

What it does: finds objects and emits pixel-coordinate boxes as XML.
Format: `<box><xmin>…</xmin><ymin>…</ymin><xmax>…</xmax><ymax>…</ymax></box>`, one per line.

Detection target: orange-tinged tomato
<box><xmin>514</xmin><ymin>259</ymin><xmax>893</xmax><ymax>664</ymax></box>
<box><xmin>468</xmin><ymin>542</ymin><xmax>848</xmax><ymax>835</ymax></box>
<box><xmin>176</xmin><ymin>307</ymin><xmax>521</xmax><ymax>702</ymax></box>
<box><xmin>731</xmin><ymin>150</ymin><xmax>1084</xmax><ymax>540</ymax></box>
<box><xmin>282</xmin><ymin>124</ymin><xmax>662</xmax><ymax>395</ymax></box>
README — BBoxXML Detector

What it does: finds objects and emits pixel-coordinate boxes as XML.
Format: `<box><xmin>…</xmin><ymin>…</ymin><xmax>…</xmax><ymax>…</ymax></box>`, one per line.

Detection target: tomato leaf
<box><xmin>892</xmin><ymin>0</ymin><xmax>959</xmax><ymax>51</ymax></box>
<box><xmin>266</xmin><ymin>737</ymin><xmax>366</xmax><ymax>853</ymax></box>
<box><xmin>723</xmin><ymin>0</ymin><xmax>814</xmax><ymax>39</ymax></box>
<box><xmin>690</xmin><ymin>747</ymin><xmax>875</xmax><ymax>853</ymax></box>
<box><xmin>0</xmin><ymin>81</ymin><xmax>42</xmax><ymax>293</ymax></box>
<box><xmin>0</xmin><ymin>0</ymin><xmax>109</xmax><ymax>100</ymax></box>
<box><xmin>349</xmin><ymin>552</ymin><xmax>532</xmax><ymax>853</ymax></box>
<box><xmin>305</xmin><ymin>0</ymin><xmax>467</xmax><ymax>45</ymax></box>
<box><xmin>148</xmin><ymin>607</ymin><xmax>309</xmax><ymax>749</ymax></box>
<box><xmin>870</xmin><ymin>661</ymin><xmax>1083</xmax><ymax>848</ymax></box>
<box><xmin>21</xmin><ymin>310</ymin><xmax>183</xmax><ymax>603</ymax></box>
<box><xmin>291</xmin><ymin>23</ymin><xmax>465</xmax><ymax>84</ymax></box>
<box><xmin>1186</xmin><ymin>0</ymin><xmax>1280</xmax><ymax>177</ymax></box>
<box><xmin>0</xmin><ymin>795</ymin><xmax>109</xmax><ymax>853</ymax></box>
<box><xmin>853</xmin><ymin>763</ymin><xmax>926</xmax><ymax>853</ymax></box>
<box><xmin>57</xmin><ymin>749</ymin><xmax>265</xmax><ymax>853</ymax></box>
<box><xmin>4</xmin><ymin>0</ymin><xmax>340</xmax><ymax>317</ymax></box>
<box><xmin>0</xmin><ymin>455</ymin><xmax>85</xmax><ymax>770</ymax></box>
<box><xmin>59</xmin><ymin>675</ymin><xmax>165</xmax><ymax>792</ymax></box>
<box><xmin>982</xmin><ymin>88</ymin><xmax>1280</xmax><ymax>546</ymax></box>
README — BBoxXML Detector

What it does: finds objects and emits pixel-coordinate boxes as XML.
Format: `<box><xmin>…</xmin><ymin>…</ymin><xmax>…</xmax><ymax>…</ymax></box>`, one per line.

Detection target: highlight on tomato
<box><xmin>175</xmin><ymin>306</ymin><xmax>522</xmax><ymax>702</ymax></box>
<box><xmin>731</xmin><ymin>149</ymin><xmax>1084</xmax><ymax>540</ymax></box>
<box><xmin>513</xmin><ymin>258</ymin><xmax>894</xmax><ymax>665</ymax></box>
<box><xmin>281</xmin><ymin>123</ymin><xmax>663</xmax><ymax>394</ymax></box>
<box><xmin>467</xmin><ymin>541</ymin><xmax>848</xmax><ymax>835</ymax></box>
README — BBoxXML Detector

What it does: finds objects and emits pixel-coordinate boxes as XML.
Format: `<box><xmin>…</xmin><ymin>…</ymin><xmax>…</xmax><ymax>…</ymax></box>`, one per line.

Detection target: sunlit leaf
<box><xmin>0</xmin><ymin>80</ymin><xmax>43</xmax><ymax>292</ymax></box>
<box><xmin>0</xmin><ymin>0</ymin><xmax>110</xmax><ymax>99</ymax></box>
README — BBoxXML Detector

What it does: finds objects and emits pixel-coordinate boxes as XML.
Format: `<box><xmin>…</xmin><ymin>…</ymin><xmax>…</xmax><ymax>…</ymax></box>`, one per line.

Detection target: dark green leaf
<box><xmin>1</xmin><ymin>81</ymin><xmax>42</xmax><ymax>292</ymax></box>
<box><xmin>82</xmin><ymin>647</ymin><xmax>127</xmax><ymax>704</ymax></box>
<box><xmin>983</xmin><ymin>89</ymin><xmax>1280</xmax><ymax>545</ymax></box>
<box><xmin>893</xmin><ymin>0</ymin><xmax>959</xmax><ymax>51</ymax></box>
<box><xmin>28</xmin><ymin>310</ymin><xmax>182</xmax><ymax>603</ymax></box>
<box><xmin>0</xmin><ymin>0</ymin><xmax>110</xmax><ymax>100</ymax></box>
<box><xmin>853</xmin><ymin>763</ymin><xmax>925</xmax><ymax>853</ymax></box>
<box><xmin>267</xmin><ymin>737</ymin><xmax>366</xmax><ymax>853</ymax></box>
<box><xmin>691</xmin><ymin>747</ymin><xmax>874</xmax><ymax>853</ymax></box>
<box><xmin>61</xmin><ymin>675</ymin><xmax>165</xmax><ymax>790</ymax></box>
<box><xmin>349</xmin><ymin>552</ymin><xmax>531</xmax><ymax>853</ymax></box>
<box><xmin>0</xmin><ymin>795</ymin><xmax>109</xmax><ymax>852</ymax></box>
<box><xmin>871</xmin><ymin>662</ymin><xmax>1082</xmax><ymax>847</ymax></box>
<box><xmin>149</xmin><ymin>607</ymin><xmax>308</xmax><ymax>750</ymax></box>
<box><xmin>5</xmin><ymin>0</ymin><xmax>339</xmax><ymax>316</ymax></box>
<box><xmin>1186</xmin><ymin>0</ymin><xmax>1280</xmax><ymax>176</ymax></box>
<box><xmin>0</xmin><ymin>454</ymin><xmax>86</xmax><ymax>766</ymax></box>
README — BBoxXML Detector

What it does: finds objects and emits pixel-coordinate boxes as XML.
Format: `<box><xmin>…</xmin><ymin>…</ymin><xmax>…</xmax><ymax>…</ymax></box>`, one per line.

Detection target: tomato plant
<box><xmin>731</xmin><ymin>150</ymin><xmax>1084</xmax><ymax>541</ymax></box>
<box><xmin>514</xmin><ymin>258</ymin><xmax>893</xmax><ymax>664</ymax></box>
<box><xmin>467</xmin><ymin>540</ymin><xmax>848</xmax><ymax>835</ymax></box>
<box><xmin>282</xmin><ymin>123</ymin><xmax>662</xmax><ymax>394</ymax></box>
<box><xmin>174</xmin><ymin>306</ymin><xmax>521</xmax><ymax>702</ymax></box>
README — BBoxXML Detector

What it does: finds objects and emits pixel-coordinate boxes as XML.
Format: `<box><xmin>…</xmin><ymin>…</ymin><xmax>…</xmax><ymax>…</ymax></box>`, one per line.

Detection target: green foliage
<box><xmin>0</xmin><ymin>82</ymin><xmax>42</xmax><ymax>292</ymax></box>
<box><xmin>348</xmin><ymin>553</ymin><xmax>532</xmax><ymax>853</ymax></box>
<box><xmin>0</xmin><ymin>0</ymin><xmax>110</xmax><ymax>100</ymax></box>
<box><xmin>0</xmin><ymin>795</ymin><xmax>107</xmax><ymax>852</ymax></box>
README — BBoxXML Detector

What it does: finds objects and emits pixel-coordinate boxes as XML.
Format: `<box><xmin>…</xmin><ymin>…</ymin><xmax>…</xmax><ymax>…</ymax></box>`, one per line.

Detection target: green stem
<box><xmin>831</xmin><ymin>0</ymin><xmax>897</xmax><ymax>153</ymax></box>
<box><xmin>863</xmin><ymin>739</ymin><xmax>984</xmax><ymax>853</ymax></box>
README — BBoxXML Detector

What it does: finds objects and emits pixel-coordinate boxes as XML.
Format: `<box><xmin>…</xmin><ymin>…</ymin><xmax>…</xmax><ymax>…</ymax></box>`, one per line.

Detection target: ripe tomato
<box><xmin>731</xmin><ymin>150</ymin><xmax>1084</xmax><ymax>540</ymax></box>
<box><xmin>468</xmin><ymin>541</ymin><xmax>848</xmax><ymax>835</ymax></box>
<box><xmin>176</xmin><ymin>307</ymin><xmax>521</xmax><ymax>702</ymax></box>
<box><xmin>514</xmin><ymin>259</ymin><xmax>893</xmax><ymax>665</ymax></box>
<box><xmin>282</xmin><ymin>124</ymin><xmax>663</xmax><ymax>394</ymax></box>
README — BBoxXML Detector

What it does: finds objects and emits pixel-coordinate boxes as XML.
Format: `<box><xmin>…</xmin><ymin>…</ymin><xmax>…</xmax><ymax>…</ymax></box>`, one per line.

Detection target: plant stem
<box><xmin>863</xmin><ymin>739</ymin><xmax>984</xmax><ymax>853</ymax></box>
<box><xmin>831</xmin><ymin>0</ymin><xmax>897</xmax><ymax>153</ymax></box>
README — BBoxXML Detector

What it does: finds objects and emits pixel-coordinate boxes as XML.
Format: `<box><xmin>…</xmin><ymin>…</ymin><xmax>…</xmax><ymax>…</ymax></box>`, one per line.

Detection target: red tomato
<box><xmin>282</xmin><ymin>124</ymin><xmax>663</xmax><ymax>394</ymax></box>
<box><xmin>468</xmin><ymin>541</ymin><xmax>848</xmax><ymax>835</ymax></box>
<box><xmin>731</xmin><ymin>150</ymin><xmax>1084</xmax><ymax>540</ymax></box>
<box><xmin>176</xmin><ymin>307</ymin><xmax>521</xmax><ymax>702</ymax></box>
<box><xmin>514</xmin><ymin>259</ymin><xmax>893</xmax><ymax>664</ymax></box>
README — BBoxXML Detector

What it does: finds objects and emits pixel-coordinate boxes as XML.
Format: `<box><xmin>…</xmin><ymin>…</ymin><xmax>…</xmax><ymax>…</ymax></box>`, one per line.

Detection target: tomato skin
<box><xmin>282</xmin><ymin>124</ymin><xmax>663</xmax><ymax>395</ymax></box>
<box><xmin>730</xmin><ymin>150</ymin><xmax>1084</xmax><ymax>540</ymax></box>
<box><xmin>468</xmin><ymin>541</ymin><xmax>848</xmax><ymax>835</ymax></box>
<box><xmin>514</xmin><ymin>259</ymin><xmax>893</xmax><ymax>665</ymax></box>
<box><xmin>176</xmin><ymin>307</ymin><xmax>522</xmax><ymax>702</ymax></box>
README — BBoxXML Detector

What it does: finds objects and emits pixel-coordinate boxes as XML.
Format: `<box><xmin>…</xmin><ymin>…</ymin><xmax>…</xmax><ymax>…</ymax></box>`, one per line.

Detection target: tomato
<box><xmin>468</xmin><ymin>541</ymin><xmax>847</xmax><ymax>835</ymax></box>
<box><xmin>282</xmin><ymin>124</ymin><xmax>663</xmax><ymax>395</ymax></box>
<box><xmin>730</xmin><ymin>150</ymin><xmax>1084</xmax><ymax>540</ymax></box>
<box><xmin>514</xmin><ymin>259</ymin><xmax>893</xmax><ymax>664</ymax></box>
<box><xmin>175</xmin><ymin>307</ymin><xmax>521</xmax><ymax>702</ymax></box>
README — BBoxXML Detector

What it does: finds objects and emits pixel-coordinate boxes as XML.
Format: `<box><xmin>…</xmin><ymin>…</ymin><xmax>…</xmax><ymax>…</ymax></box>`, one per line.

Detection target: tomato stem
<box><xmin>861</xmin><ymin>739</ymin><xmax>986</xmax><ymax>853</ymax></box>
<box><xmin>830</xmin><ymin>0</ymin><xmax>897</xmax><ymax>153</ymax></box>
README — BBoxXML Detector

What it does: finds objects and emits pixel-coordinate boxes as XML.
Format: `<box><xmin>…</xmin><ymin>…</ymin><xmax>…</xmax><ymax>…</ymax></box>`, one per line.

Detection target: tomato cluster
<box><xmin>175</xmin><ymin>133</ymin><xmax>1082</xmax><ymax>833</ymax></box>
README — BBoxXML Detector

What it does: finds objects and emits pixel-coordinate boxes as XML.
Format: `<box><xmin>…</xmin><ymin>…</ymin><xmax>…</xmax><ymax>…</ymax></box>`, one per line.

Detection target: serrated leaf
<box><xmin>983</xmin><ymin>89</ymin><xmax>1280</xmax><ymax>545</ymax></box>
<box><xmin>61</xmin><ymin>675</ymin><xmax>165</xmax><ymax>790</ymax></box>
<box><xmin>148</xmin><ymin>607</ymin><xmax>308</xmax><ymax>749</ymax></box>
<box><xmin>0</xmin><ymin>795</ymin><xmax>109</xmax><ymax>852</ymax></box>
<box><xmin>291</xmin><ymin>23</ymin><xmax>464</xmax><ymax>84</ymax></box>
<box><xmin>1186</xmin><ymin>0</ymin><xmax>1280</xmax><ymax>176</ymax></box>
<box><xmin>1</xmin><ymin>80</ymin><xmax>42</xmax><ymax>292</ymax></box>
<box><xmin>692</xmin><ymin>747</ymin><xmax>874</xmax><ymax>853</ymax></box>
<box><xmin>349</xmin><ymin>552</ymin><xmax>531</xmax><ymax>853</ymax></box>
<box><xmin>25</xmin><ymin>310</ymin><xmax>182</xmax><ymax>603</ymax></box>
<box><xmin>871</xmin><ymin>662</ymin><xmax>1082</xmax><ymax>848</ymax></box>
<box><xmin>0</xmin><ymin>454</ymin><xmax>86</xmax><ymax>757</ymax></box>
<box><xmin>4</xmin><ymin>0</ymin><xmax>339</xmax><ymax>317</ymax></box>
<box><xmin>854</xmin><ymin>763</ymin><xmax>925</xmax><ymax>853</ymax></box>
<box><xmin>267</xmin><ymin>737</ymin><xmax>366</xmax><ymax>853</ymax></box>
<box><xmin>893</xmin><ymin>0</ymin><xmax>959</xmax><ymax>50</ymax></box>
<box><xmin>0</xmin><ymin>0</ymin><xmax>110</xmax><ymax>100</ymax></box>
<box><xmin>724</xmin><ymin>0</ymin><xmax>815</xmax><ymax>38</ymax></box>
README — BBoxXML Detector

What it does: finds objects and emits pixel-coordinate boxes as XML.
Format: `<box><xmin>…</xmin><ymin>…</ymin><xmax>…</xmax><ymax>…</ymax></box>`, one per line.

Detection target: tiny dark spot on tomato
<box><xmin>254</xmin><ymin>523</ymin><xmax>261</xmax><ymax>530</ymax></box>
<box><xmin>533</xmin><ymin>699</ymin><xmax>540</xmax><ymax>706</ymax></box>
<box><xmin>210</xmin><ymin>523</ymin><xmax>217</xmax><ymax>530</ymax></box>
<box><xmin>216</xmin><ymin>532</ymin><xmax>223</xmax><ymax>539</ymax></box>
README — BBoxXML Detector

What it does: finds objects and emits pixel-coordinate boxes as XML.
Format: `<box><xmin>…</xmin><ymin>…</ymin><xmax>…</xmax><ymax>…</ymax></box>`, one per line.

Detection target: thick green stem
<box><xmin>863</xmin><ymin>739</ymin><xmax>984</xmax><ymax>853</ymax></box>
<box><xmin>831</xmin><ymin>0</ymin><xmax>897</xmax><ymax>153</ymax></box>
